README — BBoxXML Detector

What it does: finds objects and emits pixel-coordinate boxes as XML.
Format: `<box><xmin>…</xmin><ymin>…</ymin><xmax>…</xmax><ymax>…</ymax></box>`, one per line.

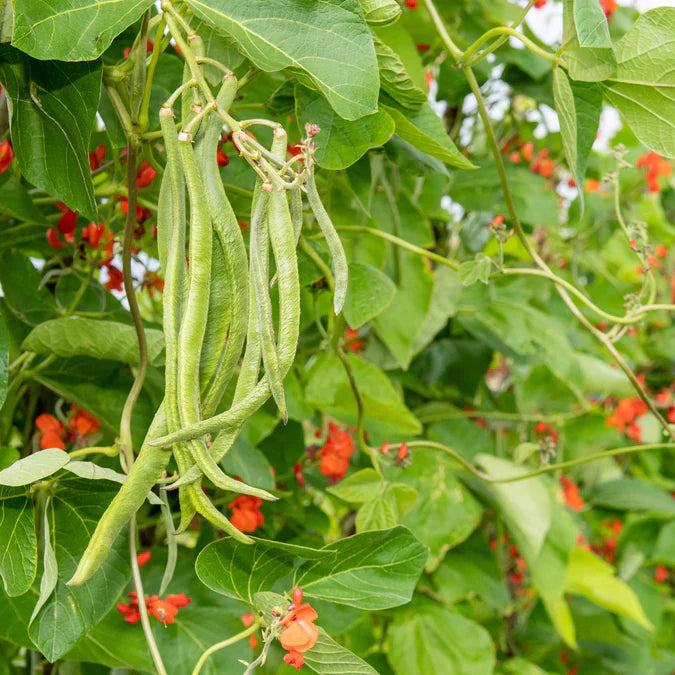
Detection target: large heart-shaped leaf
<box><xmin>23</xmin><ymin>318</ymin><xmax>166</xmax><ymax>367</ymax></box>
<box><xmin>11</xmin><ymin>0</ymin><xmax>154</xmax><ymax>61</ymax></box>
<box><xmin>295</xmin><ymin>526</ymin><xmax>427</xmax><ymax>609</ymax></box>
<box><xmin>0</xmin><ymin>46</ymin><xmax>100</xmax><ymax>220</ymax></box>
<box><xmin>28</xmin><ymin>476</ymin><xmax>131</xmax><ymax>661</ymax></box>
<box><xmin>573</xmin><ymin>0</ymin><xmax>612</xmax><ymax>48</ymax></box>
<box><xmin>343</xmin><ymin>262</ymin><xmax>396</xmax><ymax>329</ymax></box>
<box><xmin>0</xmin><ymin>449</ymin><xmax>70</xmax><ymax>486</ymax></box>
<box><xmin>603</xmin><ymin>7</ymin><xmax>675</xmax><ymax>158</ymax></box>
<box><xmin>185</xmin><ymin>0</ymin><xmax>379</xmax><ymax>120</ymax></box>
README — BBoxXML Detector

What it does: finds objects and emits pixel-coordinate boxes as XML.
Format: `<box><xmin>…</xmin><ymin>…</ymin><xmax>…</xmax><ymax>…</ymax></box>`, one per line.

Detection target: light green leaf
<box><xmin>603</xmin><ymin>7</ymin><xmax>675</xmax><ymax>157</ymax></box>
<box><xmin>296</xmin><ymin>526</ymin><xmax>427</xmax><ymax>609</ymax></box>
<box><xmin>0</xmin><ymin>46</ymin><xmax>100</xmax><ymax>220</ymax></box>
<box><xmin>0</xmin><ymin>449</ymin><xmax>70</xmax><ymax>486</ymax></box>
<box><xmin>304</xmin><ymin>629</ymin><xmax>379</xmax><ymax>675</ymax></box>
<box><xmin>574</xmin><ymin>0</ymin><xmax>612</xmax><ymax>48</ymax></box>
<box><xmin>327</xmin><ymin>468</ymin><xmax>382</xmax><ymax>503</ymax></box>
<box><xmin>22</xmin><ymin>318</ymin><xmax>165</xmax><ymax>367</ymax></box>
<box><xmin>552</xmin><ymin>68</ymin><xmax>602</xmax><ymax>214</ymax></box>
<box><xmin>562</xmin><ymin>0</ymin><xmax>616</xmax><ymax>82</ymax></box>
<box><xmin>358</xmin><ymin>0</ymin><xmax>400</xmax><ymax>26</ymax></box>
<box><xmin>459</xmin><ymin>254</ymin><xmax>492</xmax><ymax>286</ymax></box>
<box><xmin>373</xmin><ymin>34</ymin><xmax>426</xmax><ymax>109</ymax></box>
<box><xmin>304</xmin><ymin>352</ymin><xmax>421</xmax><ymax>436</ymax></box>
<box><xmin>0</xmin><ymin>486</ymin><xmax>36</xmax><ymax>596</ymax></box>
<box><xmin>652</xmin><ymin>521</ymin><xmax>675</xmax><ymax>565</ymax></box>
<box><xmin>196</xmin><ymin>538</ymin><xmax>333</xmax><ymax>602</ymax></box>
<box><xmin>29</xmin><ymin>499</ymin><xmax>58</xmax><ymax>628</ymax></box>
<box><xmin>387</xmin><ymin>603</ymin><xmax>495</xmax><ymax>675</ymax></box>
<box><xmin>295</xmin><ymin>85</ymin><xmax>394</xmax><ymax>170</ymax></box>
<box><xmin>388</xmin><ymin>448</ymin><xmax>482</xmax><ymax>565</ymax></box>
<box><xmin>565</xmin><ymin>547</ymin><xmax>653</xmax><ymax>629</ymax></box>
<box><xmin>186</xmin><ymin>0</ymin><xmax>379</xmax><ymax>120</ymax></box>
<box><xmin>355</xmin><ymin>486</ymin><xmax>398</xmax><ymax>532</ymax></box>
<box><xmin>343</xmin><ymin>262</ymin><xmax>396</xmax><ymax>329</ymax></box>
<box><xmin>28</xmin><ymin>477</ymin><xmax>131</xmax><ymax>661</ymax></box>
<box><xmin>382</xmin><ymin>101</ymin><xmax>476</xmax><ymax>169</ymax></box>
<box><xmin>513</xmin><ymin>442</ymin><xmax>540</xmax><ymax>465</ymax></box>
<box><xmin>11</xmin><ymin>0</ymin><xmax>154</xmax><ymax>61</ymax></box>
<box><xmin>476</xmin><ymin>455</ymin><xmax>551</xmax><ymax>563</ymax></box>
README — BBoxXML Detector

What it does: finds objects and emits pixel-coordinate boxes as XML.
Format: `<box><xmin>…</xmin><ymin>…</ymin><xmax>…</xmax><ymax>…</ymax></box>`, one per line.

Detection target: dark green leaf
<box><xmin>0</xmin><ymin>47</ymin><xmax>100</xmax><ymax>219</ymax></box>
<box><xmin>11</xmin><ymin>0</ymin><xmax>154</xmax><ymax>61</ymax></box>
<box><xmin>591</xmin><ymin>478</ymin><xmax>675</xmax><ymax>517</ymax></box>
<box><xmin>295</xmin><ymin>85</ymin><xmax>394</xmax><ymax>170</ymax></box>
<box><xmin>373</xmin><ymin>34</ymin><xmax>426</xmax><ymax>109</ymax></box>
<box><xmin>0</xmin><ymin>486</ymin><xmax>36</xmax><ymax>597</ymax></box>
<box><xmin>343</xmin><ymin>262</ymin><xmax>396</xmax><ymax>329</ymax></box>
<box><xmin>0</xmin><ymin>171</ymin><xmax>47</xmax><ymax>223</ymax></box>
<box><xmin>304</xmin><ymin>629</ymin><xmax>379</xmax><ymax>674</ymax></box>
<box><xmin>295</xmin><ymin>526</ymin><xmax>427</xmax><ymax>609</ymax></box>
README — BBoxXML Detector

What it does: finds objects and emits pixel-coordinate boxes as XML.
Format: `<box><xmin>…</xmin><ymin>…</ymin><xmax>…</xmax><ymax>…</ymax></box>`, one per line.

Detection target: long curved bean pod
<box><xmin>305</xmin><ymin>165</ymin><xmax>348</xmax><ymax>314</ymax></box>
<box><xmin>291</xmin><ymin>186</ymin><xmax>303</xmax><ymax>246</ymax></box>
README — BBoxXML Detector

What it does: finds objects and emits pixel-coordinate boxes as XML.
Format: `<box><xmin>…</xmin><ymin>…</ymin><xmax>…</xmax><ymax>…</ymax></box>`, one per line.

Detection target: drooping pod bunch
<box><xmin>68</xmin><ymin>49</ymin><xmax>348</xmax><ymax>585</ymax></box>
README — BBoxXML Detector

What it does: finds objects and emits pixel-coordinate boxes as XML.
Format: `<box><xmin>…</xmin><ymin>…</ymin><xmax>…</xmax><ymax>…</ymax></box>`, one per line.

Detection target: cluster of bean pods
<box><xmin>68</xmin><ymin>48</ymin><xmax>347</xmax><ymax>586</ymax></box>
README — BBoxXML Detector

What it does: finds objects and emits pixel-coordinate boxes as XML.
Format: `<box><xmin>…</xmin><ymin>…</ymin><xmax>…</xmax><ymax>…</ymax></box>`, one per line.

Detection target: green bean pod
<box><xmin>67</xmin><ymin>408</ymin><xmax>170</xmax><ymax>586</ymax></box>
<box><xmin>290</xmin><ymin>186</ymin><xmax>303</xmax><ymax>246</ymax></box>
<box><xmin>305</xmin><ymin>166</ymin><xmax>348</xmax><ymax>315</ymax></box>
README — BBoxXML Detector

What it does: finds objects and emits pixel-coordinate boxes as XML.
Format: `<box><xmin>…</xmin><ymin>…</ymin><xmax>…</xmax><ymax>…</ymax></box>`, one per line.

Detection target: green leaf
<box><xmin>29</xmin><ymin>499</ymin><xmax>58</xmax><ymax>628</ymax></box>
<box><xmin>186</xmin><ymin>0</ymin><xmax>379</xmax><ymax>120</ymax></box>
<box><xmin>358</xmin><ymin>0</ymin><xmax>401</xmax><ymax>26</ymax></box>
<box><xmin>565</xmin><ymin>547</ymin><xmax>653</xmax><ymax>630</ymax></box>
<box><xmin>603</xmin><ymin>7</ymin><xmax>675</xmax><ymax>157</ymax></box>
<box><xmin>0</xmin><ymin>449</ymin><xmax>70</xmax><ymax>486</ymax></box>
<box><xmin>0</xmin><ymin>250</ymin><xmax>57</xmax><ymax>326</ymax></box>
<box><xmin>0</xmin><ymin>316</ymin><xmax>7</xmax><ymax>409</ymax></box>
<box><xmin>296</xmin><ymin>526</ymin><xmax>427</xmax><ymax>609</ymax></box>
<box><xmin>476</xmin><ymin>455</ymin><xmax>552</xmax><ymax>563</ymax></box>
<box><xmin>562</xmin><ymin>0</ymin><xmax>616</xmax><ymax>82</ymax></box>
<box><xmin>343</xmin><ymin>262</ymin><xmax>396</xmax><ymax>329</ymax></box>
<box><xmin>295</xmin><ymin>85</ymin><xmax>394</xmax><ymax>170</ymax></box>
<box><xmin>304</xmin><ymin>352</ymin><xmax>422</xmax><ymax>437</ymax></box>
<box><xmin>0</xmin><ymin>486</ymin><xmax>36</xmax><ymax>597</ymax></box>
<box><xmin>513</xmin><ymin>442</ymin><xmax>540</xmax><ymax>465</ymax></box>
<box><xmin>28</xmin><ymin>477</ymin><xmax>131</xmax><ymax>661</ymax></box>
<box><xmin>591</xmin><ymin>478</ymin><xmax>675</xmax><ymax>517</ymax></box>
<box><xmin>22</xmin><ymin>318</ymin><xmax>165</xmax><ymax>367</ymax></box>
<box><xmin>652</xmin><ymin>521</ymin><xmax>675</xmax><ymax>565</ymax></box>
<box><xmin>196</xmin><ymin>537</ymin><xmax>333</xmax><ymax>602</ymax></box>
<box><xmin>552</xmin><ymin>68</ymin><xmax>602</xmax><ymax>214</ymax></box>
<box><xmin>388</xmin><ymin>449</ymin><xmax>482</xmax><ymax>566</ymax></box>
<box><xmin>386</xmin><ymin>602</ymin><xmax>495</xmax><ymax>675</ymax></box>
<box><xmin>459</xmin><ymin>254</ymin><xmax>492</xmax><ymax>286</ymax></box>
<box><xmin>11</xmin><ymin>0</ymin><xmax>154</xmax><ymax>61</ymax></box>
<box><xmin>355</xmin><ymin>486</ymin><xmax>398</xmax><ymax>532</ymax></box>
<box><xmin>327</xmin><ymin>468</ymin><xmax>382</xmax><ymax>503</ymax></box>
<box><xmin>574</xmin><ymin>0</ymin><xmax>612</xmax><ymax>48</ymax></box>
<box><xmin>373</xmin><ymin>34</ymin><xmax>426</xmax><ymax>109</ymax></box>
<box><xmin>304</xmin><ymin>629</ymin><xmax>379</xmax><ymax>675</ymax></box>
<box><xmin>0</xmin><ymin>47</ymin><xmax>100</xmax><ymax>220</ymax></box>
<box><xmin>382</xmin><ymin>101</ymin><xmax>475</xmax><ymax>169</ymax></box>
<box><xmin>0</xmin><ymin>171</ymin><xmax>47</xmax><ymax>224</ymax></box>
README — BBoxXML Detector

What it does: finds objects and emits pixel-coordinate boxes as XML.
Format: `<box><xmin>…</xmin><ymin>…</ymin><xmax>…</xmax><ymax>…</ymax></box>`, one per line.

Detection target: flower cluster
<box><xmin>344</xmin><ymin>327</ymin><xmax>365</xmax><ymax>352</ymax></box>
<box><xmin>279</xmin><ymin>587</ymin><xmax>319</xmax><ymax>671</ymax></box>
<box><xmin>35</xmin><ymin>406</ymin><xmax>100</xmax><ymax>450</ymax></box>
<box><xmin>116</xmin><ymin>590</ymin><xmax>192</xmax><ymax>625</ymax></box>
<box><xmin>604</xmin><ymin>396</ymin><xmax>648</xmax><ymax>443</ymax></box>
<box><xmin>317</xmin><ymin>423</ymin><xmax>355</xmax><ymax>482</ymax></box>
<box><xmin>380</xmin><ymin>441</ymin><xmax>411</xmax><ymax>467</ymax></box>
<box><xmin>636</xmin><ymin>151</ymin><xmax>672</xmax><ymax>193</ymax></box>
<box><xmin>228</xmin><ymin>495</ymin><xmax>264</xmax><ymax>533</ymax></box>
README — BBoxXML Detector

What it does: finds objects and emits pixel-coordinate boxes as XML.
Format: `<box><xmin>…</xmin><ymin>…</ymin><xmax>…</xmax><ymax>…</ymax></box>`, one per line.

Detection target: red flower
<box><xmin>294</xmin><ymin>461</ymin><xmax>306</xmax><ymax>488</ymax></box>
<box><xmin>216</xmin><ymin>150</ymin><xmax>229</xmax><ymax>167</ymax></box>
<box><xmin>228</xmin><ymin>495</ymin><xmax>264</xmax><ymax>533</ymax></box>
<box><xmin>534</xmin><ymin>0</ymin><xmax>546</xmax><ymax>7</ymax></box>
<box><xmin>534</xmin><ymin>421</ymin><xmax>558</xmax><ymax>443</ymax></box>
<box><xmin>69</xmin><ymin>405</ymin><xmax>100</xmax><ymax>436</ymax></box>
<box><xmin>165</xmin><ymin>593</ymin><xmax>192</xmax><ymax>608</ymax></box>
<box><xmin>105</xmin><ymin>265</ymin><xmax>124</xmax><ymax>292</ymax></box>
<box><xmin>344</xmin><ymin>327</ymin><xmax>364</xmax><ymax>352</ymax></box>
<box><xmin>56</xmin><ymin>206</ymin><xmax>78</xmax><ymax>234</ymax></box>
<box><xmin>36</xmin><ymin>414</ymin><xmax>66</xmax><ymax>450</ymax></box>
<box><xmin>116</xmin><ymin>590</ymin><xmax>192</xmax><ymax>625</ymax></box>
<box><xmin>600</xmin><ymin>0</ymin><xmax>617</xmax><ymax>18</ymax></box>
<box><xmin>40</xmin><ymin>430</ymin><xmax>66</xmax><ymax>450</ymax></box>
<box><xmin>46</xmin><ymin>228</ymin><xmax>65</xmax><ymax>250</ymax></box>
<box><xmin>136</xmin><ymin>551</ymin><xmax>151</xmax><ymax>567</ymax></box>
<box><xmin>317</xmin><ymin>423</ymin><xmax>354</xmax><ymax>482</ymax></box>
<box><xmin>626</xmin><ymin>422</ymin><xmax>642</xmax><ymax>443</ymax></box>
<box><xmin>559</xmin><ymin>475</ymin><xmax>584</xmax><ymax>511</ymax></box>
<box><xmin>117</xmin><ymin>196</ymin><xmax>144</xmax><ymax>222</ymax></box>
<box><xmin>279</xmin><ymin>601</ymin><xmax>319</xmax><ymax>656</ymax></box>
<box><xmin>89</xmin><ymin>143</ymin><xmax>106</xmax><ymax>171</ymax></box>
<box><xmin>284</xmin><ymin>651</ymin><xmax>305</xmax><ymax>671</ymax></box>
<box><xmin>136</xmin><ymin>160</ymin><xmax>157</xmax><ymax>188</ymax></box>
<box><xmin>605</xmin><ymin>397</ymin><xmax>647</xmax><ymax>434</ymax></box>
<box><xmin>395</xmin><ymin>441</ymin><xmax>410</xmax><ymax>465</ymax></box>
<box><xmin>636</xmin><ymin>151</ymin><xmax>672</xmax><ymax>193</ymax></box>
<box><xmin>0</xmin><ymin>139</ymin><xmax>14</xmax><ymax>173</ymax></box>
<box><xmin>654</xmin><ymin>565</ymin><xmax>669</xmax><ymax>583</ymax></box>
<box><xmin>404</xmin><ymin>0</ymin><xmax>417</xmax><ymax>8</ymax></box>
<box><xmin>148</xmin><ymin>597</ymin><xmax>178</xmax><ymax>625</ymax></box>
<box><xmin>521</xmin><ymin>142</ymin><xmax>534</xmax><ymax>161</ymax></box>
<box><xmin>123</xmin><ymin>40</ymin><xmax>154</xmax><ymax>58</ymax></box>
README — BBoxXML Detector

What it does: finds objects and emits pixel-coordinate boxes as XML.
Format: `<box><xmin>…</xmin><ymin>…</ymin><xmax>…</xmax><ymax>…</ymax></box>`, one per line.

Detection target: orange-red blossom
<box><xmin>279</xmin><ymin>587</ymin><xmax>319</xmax><ymax>671</ymax></box>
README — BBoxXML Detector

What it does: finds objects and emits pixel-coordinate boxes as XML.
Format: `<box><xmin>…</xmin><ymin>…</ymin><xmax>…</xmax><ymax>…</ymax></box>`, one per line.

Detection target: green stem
<box><xmin>191</xmin><ymin>623</ymin><xmax>259</xmax><ymax>675</ymax></box>
<box><xmin>461</xmin><ymin>27</ymin><xmax>563</xmax><ymax>67</ymax></box>
<box><xmin>422</xmin><ymin>0</ymin><xmax>463</xmax><ymax>60</ymax></box>
<box><xmin>138</xmin><ymin>18</ymin><xmax>167</xmax><ymax>133</ymax></box>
